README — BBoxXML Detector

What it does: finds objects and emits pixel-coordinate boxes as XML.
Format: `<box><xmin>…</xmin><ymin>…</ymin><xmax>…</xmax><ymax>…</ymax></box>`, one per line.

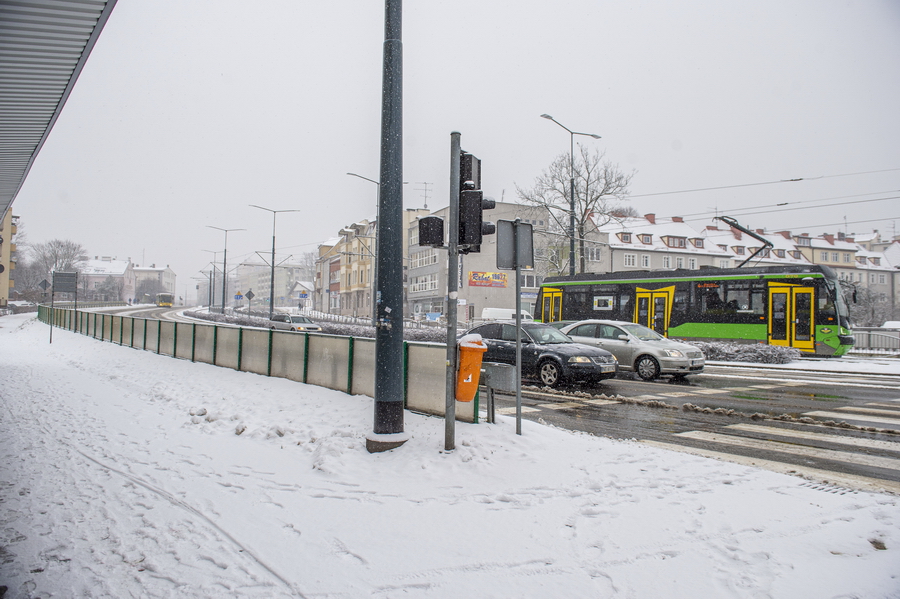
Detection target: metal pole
<box><xmin>445</xmin><ymin>131</ymin><xmax>462</xmax><ymax>451</ymax></box>
<box><xmin>369</xmin><ymin>0</ymin><xmax>405</xmax><ymax>450</ymax></box>
<box><xmin>569</xmin><ymin>132</ymin><xmax>576</xmax><ymax>276</ymax></box>
<box><xmin>270</xmin><ymin>215</ymin><xmax>276</xmax><ymax>318</ymax></box>
<box><xmin>514</xmin><ymin>219</ymin><xmax>523</xmax><ymax>434</ymax></box>
<box><xmin>221</xmin><ymin>237</ymin><xmax>228</xmax><ymax>314</ymax></box>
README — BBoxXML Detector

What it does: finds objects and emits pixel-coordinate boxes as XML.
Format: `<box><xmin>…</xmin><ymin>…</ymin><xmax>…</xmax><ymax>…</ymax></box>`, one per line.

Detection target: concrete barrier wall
<box><xmin>37</xmin><ymin>306</ymin><xmax>476</xmax><ymax>423</ymax></box>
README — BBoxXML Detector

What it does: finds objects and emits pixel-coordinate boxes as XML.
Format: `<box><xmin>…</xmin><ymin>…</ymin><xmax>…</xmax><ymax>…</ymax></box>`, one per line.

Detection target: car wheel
<box><xmin>270</xmin><ymin>326</ymin><xmax>277</xmax><ymax>330</ymax></box>
<box><xmin>539</xmin><ymin>360</ymin><xmax>562</xmax><ymax>387</ymax></box>
<box><xmin>290</xmin><ymin>327</ymin><xmax>296</xmax><ymax>331</ymax></box>
<box><xmin>635</xmin><ymin>355</ymin><xmax>661</xmax><ymax>381</ymax></box>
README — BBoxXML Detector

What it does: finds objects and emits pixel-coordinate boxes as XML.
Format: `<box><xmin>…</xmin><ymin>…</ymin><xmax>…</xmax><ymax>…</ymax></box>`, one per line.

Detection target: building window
<box><xmin>831</xmin><ymin>252</ymin><xmax>839</xmax><ymax>262</ymax></box>
<box><xmin>843</xmin><ymin>253</ymin><xmax>852</xmax><ymax>263</ymax></box>
<box><xmin>640</xmin><ymin>234</ymin><xmax>652</xmax><ymax>244</ymax></box>
<box><xmin>879</xmin><ymin>274</ymin><xmax>886</xmax><ymax>284</ymax></box>
<box><xmin>693</xmin><ymin>239</ymin><xmax>704</xmax><ymax>248</ymax></box>
<box><xmin>688</xmin><ymin>258</ymin><xmax>697</xmax><ymax>269</ymax></box>
<box><xmin>821</xmin><ymin>251</ymin><xmax>829</xmax><ymax>261</ymax></box>
<box><xmin>410</xmin><ymin>273</ymin><xmax>438</xmax><ymax>293</ymax></box>
<box><xmin>624</xmin><ymin>253</ymin><xmax>636</xmax><ymax>267</ymax></box>
<box><xmin>775</xmin><ymin>249</ymin><xmax>785</xmax><ymax>258</ymax></box>
<box><xmin>410</xmin><ymin>248</ymin><xmax>438</xmax><ymax>269</ymax></box>
<box><xmin>665</xmin><ymin>237</ymin><xmax>686</xmax><ymax>248</ymax></box>
<box><xmin>409</xmin><ymin>227</ymin><xmax>419</xmax><ymax>247</ymax></box>
<box><xmin>870</xmin><ymin>273</ymin><xmax>877</xmax><ymax>284</ymax></box>
<box><xmin>719</xmin><ymin>259</ymin><xmax>730</xmax><ymax>268</ymax></box>
<box><xmin>872</xmin><ymin>257</ymin><xmax>881</xmax><ymax>266</ymax></box>
<box><xmin>522</xmin><ymin>274</ymin><xmax>542</xmax><ymax>288</ymax></box>
<box><xmin>586</xmin><ymin>247</ymin><xmax>602</xmax><ymax>261</ymax></box>
<box><xmin>619</xmin><ymin>232</ymin><xmax>632</xmax><ymax>243</ymax></box>
<box><xmin>734</xmin><ymin>246</ymin><xmax>745</xmax><ymax>255</ymax></box>
<box><xmin>797</xmin><ymin>237</ymin><xmax>811</xmax><ymax>246</ymax></box>
<box><xmin>641</xmin><ymin>254</ymin><xmax>650</xmax><ymax>268</ymax></box>
<box><xmin>662</xmin><ymin>256</ymin><xmax>672</xmax><ymax>269</ymax></box>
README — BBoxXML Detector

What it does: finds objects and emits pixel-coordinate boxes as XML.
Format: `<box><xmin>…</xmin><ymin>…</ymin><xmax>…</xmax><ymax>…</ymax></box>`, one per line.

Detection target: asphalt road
<box><xmin>490</xmin><ymin>365</ymin><xmax>900</xmax><ymax>494</ymax></box>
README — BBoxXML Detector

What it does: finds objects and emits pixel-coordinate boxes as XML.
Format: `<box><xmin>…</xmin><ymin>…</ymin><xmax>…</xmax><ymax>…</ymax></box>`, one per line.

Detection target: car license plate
<box><xmin>600</xmin><ymin>365</ymin><xmax>616</xmax><ymax>373</ymax></box>
<box><xmin>691</xmin><ymin>359</ymin><xmax>703</xmax><ymax>366</ymax></box>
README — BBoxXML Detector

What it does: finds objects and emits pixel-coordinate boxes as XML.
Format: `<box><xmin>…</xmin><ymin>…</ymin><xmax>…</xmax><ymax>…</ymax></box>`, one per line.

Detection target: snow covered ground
<box><xmin>1</xmin><ymin>312</ymin><xmax>898</xmax><ymax>598</ymax></box>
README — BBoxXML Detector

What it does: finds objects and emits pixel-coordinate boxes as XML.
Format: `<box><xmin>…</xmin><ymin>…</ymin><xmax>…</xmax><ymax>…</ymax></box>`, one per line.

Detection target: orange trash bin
<box><xmin>456</xmin><ymin>334</ymin><xmax>488</xmax><ymax>402</ymax></box>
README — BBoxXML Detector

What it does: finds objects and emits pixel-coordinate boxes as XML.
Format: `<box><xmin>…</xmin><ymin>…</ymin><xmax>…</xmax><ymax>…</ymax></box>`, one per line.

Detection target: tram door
<box><xmin>767</xmin><ymin>283</ymin><xmax>815</xmax><ymax>351</ymax></box>
<box><xmin>635</xmin><ymin>286</ymin><xmax>674</xmax><ymax>336</ymax></box>
<box><xmin>541</xmin><ymin>287</ymin><xmax>563</xmax><ymax>323</ymax></box>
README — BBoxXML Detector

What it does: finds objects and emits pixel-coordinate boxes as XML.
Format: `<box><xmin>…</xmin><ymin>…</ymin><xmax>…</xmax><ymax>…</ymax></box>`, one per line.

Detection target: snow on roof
<box><xmin>80</xmin><ymin>258</ymin><xmax>130</xmax><ymax>276</ymax></box>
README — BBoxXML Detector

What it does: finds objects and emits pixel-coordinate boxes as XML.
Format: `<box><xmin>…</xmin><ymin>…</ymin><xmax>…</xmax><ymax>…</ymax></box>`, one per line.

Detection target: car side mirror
<box><xmin>618</xmin><ymin>334</ymin><xmax>629</xmax><ymax>341</ymax></box>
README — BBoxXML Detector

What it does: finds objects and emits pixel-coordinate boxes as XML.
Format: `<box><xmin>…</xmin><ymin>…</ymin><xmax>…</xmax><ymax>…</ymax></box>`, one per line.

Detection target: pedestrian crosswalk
<box><xmin>492</xmin><ymin>389</ymin><xmax>900</xmax><ymax>494</ymax></box>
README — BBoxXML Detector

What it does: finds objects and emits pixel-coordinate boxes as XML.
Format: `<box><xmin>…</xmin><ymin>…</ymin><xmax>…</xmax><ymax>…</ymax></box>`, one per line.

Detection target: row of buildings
<box><xmin>311</xmin><ymin>202</ymin><xmax>900</xmax><ymax>325</ymax></box>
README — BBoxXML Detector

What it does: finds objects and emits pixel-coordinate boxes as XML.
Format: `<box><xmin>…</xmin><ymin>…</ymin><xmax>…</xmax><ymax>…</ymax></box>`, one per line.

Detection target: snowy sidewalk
<box><xmin>1</xmin><ymin>313</ymin><xmax>898</xmax><ymax>598</ymax></box>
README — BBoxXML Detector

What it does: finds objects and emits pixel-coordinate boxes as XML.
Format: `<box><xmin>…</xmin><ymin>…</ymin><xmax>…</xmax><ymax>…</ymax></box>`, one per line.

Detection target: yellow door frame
<box><xmin>767</xmin><ymin>283</ymin><xmax>815</xmax><ymax>351</ymax></box>
<box><xmin>542</xmin><ymin>287</ymin><xmax>563</xmax><ymax>323</ymax></box>
<box><xmin>635</xmin><ymin>286</ymin><xmax>675</xmax><ymax>336</ymax></box>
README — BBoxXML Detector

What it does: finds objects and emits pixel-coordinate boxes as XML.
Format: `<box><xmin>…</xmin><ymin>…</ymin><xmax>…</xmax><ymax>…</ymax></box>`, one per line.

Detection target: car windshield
<box><xmin>522</xmin><ymin>324</ymin><xmax>572</xmax><ymax>344</ymax></box>
<box><xmin>290</xmin><ymin>316</ymin><xmax>312</xmax><ymax>323</ymax></box>
<box><xmin>620</xmin><ymin>323</ymin><xmax>665</xmax><ymax>341</ymax></box>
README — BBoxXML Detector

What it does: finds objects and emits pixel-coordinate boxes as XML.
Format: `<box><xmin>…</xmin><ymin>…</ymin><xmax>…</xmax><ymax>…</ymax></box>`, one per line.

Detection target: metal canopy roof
<box><xmin>0</xmin><ymin>0</ymin><xmax>118</xmax><ymax>220</ymax></box>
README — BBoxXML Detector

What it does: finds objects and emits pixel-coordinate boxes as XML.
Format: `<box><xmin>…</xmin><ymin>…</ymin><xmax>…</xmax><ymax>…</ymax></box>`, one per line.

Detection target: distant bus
<box><xmin>155</xmin><ymin>293</ymin><xmax>174</xmax><ymax>307</ymax></box>
<box><xmin>536</xmin><ymin>264</ymin><xmax>854</xmax><ymax>356</ymax></box>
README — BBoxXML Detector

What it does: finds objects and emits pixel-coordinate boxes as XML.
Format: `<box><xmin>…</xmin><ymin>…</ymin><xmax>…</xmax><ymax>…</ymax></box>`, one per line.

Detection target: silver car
<box><xmin>268</xmin><ymin>314</ymin><xmax>322</xmax><ymax>332</ymax></box>
<box><xmin>560</xmin><ymin>320</ymin><xmax>705</xmax><ymax>381</ymax></box>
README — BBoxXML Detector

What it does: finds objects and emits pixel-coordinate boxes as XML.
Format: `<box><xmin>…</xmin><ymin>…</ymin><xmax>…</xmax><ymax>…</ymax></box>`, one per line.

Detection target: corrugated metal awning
<box><xmin>0</xmin><ymin>0</ymin><xmax>118</xmax><ymax>219</ymax></box>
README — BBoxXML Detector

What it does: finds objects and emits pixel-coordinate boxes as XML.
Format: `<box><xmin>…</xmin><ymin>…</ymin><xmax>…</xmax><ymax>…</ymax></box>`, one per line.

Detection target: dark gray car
<box><xmin>466</xmin><ymin>322</ymin><xmax>618</xmax><ymax>387</ymax></box>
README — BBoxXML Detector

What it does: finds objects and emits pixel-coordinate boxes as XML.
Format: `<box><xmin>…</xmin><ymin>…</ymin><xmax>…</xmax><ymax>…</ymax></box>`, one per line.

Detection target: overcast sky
<box><xmin>13</xmin><ymin>0</ymin><xmax>900</xmax><ymax>301</ymax></box>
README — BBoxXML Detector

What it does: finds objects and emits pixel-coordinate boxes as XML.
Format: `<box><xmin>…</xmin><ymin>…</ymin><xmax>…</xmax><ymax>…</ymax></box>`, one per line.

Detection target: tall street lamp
<box><xmin>249</xmin><ymin>205</ymin><xmax>301</xmax><ymax>319</ymax></box>
<box><xmin>202</xmin><ymin>249</ymin><xmax>219</xmax><ymax>308</ymax></box>
<box><xmin>206</xmin><ymin>226</ymin><xmax>245</xmax><ymax>314</ymax></box>
<box><xmin>540</xmin><ymin>114</ymin><xmax>601</xmax><ymax>276</ymax></box>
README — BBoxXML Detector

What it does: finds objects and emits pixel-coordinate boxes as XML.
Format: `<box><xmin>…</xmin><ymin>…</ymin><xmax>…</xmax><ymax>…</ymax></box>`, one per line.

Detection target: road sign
<box><xmin>496</xmin><ymin>220</ymin><xmax>534</xmax><ymax>270</ymax></box>
<box><xmin>52</xmin><ymin>272</ymin><xmax>78</xmax><ymax>293</ymax></box>
<box><xmin>234</xmin><ymin>294</ymin><xmax>243</xmax><ymax>300</ymax></box>
<box><xmin>245</xmin><ymin>289</ymin><xmax>255</xmax><ymax>300</ymax></box>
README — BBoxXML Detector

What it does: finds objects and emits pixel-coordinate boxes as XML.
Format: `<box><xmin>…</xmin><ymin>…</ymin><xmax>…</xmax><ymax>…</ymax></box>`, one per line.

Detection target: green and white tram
<box><xmin>537</xmin><ymin>265</ymin><xmax>854</xmax><ymax>356</ymax></box>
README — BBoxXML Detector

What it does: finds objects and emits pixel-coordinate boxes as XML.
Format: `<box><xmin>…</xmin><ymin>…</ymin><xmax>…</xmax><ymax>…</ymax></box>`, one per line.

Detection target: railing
<box><xmin>37</xmin><ymin>305</ymin><xmax>476</xmax><ymax>423</ymax></box>
<box><xmin>849</xmin><ymin>328</ymin><xmax>900</xmax><ymax>355</ymax></box>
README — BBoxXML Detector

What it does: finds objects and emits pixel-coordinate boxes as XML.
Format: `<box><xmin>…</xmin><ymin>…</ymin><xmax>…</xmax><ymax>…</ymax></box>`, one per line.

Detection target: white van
<box><xmin>481</xmin><ymin>307</ymin><xmax>534</xmax><ymax>321</ymax></box>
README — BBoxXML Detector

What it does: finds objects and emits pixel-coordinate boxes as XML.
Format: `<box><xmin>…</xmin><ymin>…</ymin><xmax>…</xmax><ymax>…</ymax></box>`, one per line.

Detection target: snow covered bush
<box><xmin>684</xmin><ymin>341</ymin><xmax>800</xmax><ymax>364</ymax></box>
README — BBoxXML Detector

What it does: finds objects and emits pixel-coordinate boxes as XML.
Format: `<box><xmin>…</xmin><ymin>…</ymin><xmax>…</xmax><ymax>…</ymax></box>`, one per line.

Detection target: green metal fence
<box><xmin>37</xmin><ymin>306</ymin><xmax>476</xmax><ymax>422</ymax></box>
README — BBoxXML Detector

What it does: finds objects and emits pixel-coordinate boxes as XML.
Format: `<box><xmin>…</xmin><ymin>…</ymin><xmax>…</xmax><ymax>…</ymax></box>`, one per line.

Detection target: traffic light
<box><xmin>457</xmin><ymin>151</ymin><xmax>495</xmax><ymax>253</ymax></box>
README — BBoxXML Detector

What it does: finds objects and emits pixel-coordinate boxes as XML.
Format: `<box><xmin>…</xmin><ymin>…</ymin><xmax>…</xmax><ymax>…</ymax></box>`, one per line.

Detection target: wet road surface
<box><xmin>488</xmin><ymin>367</ymin><xmax>900</xmax><ymax>494</ymax></box>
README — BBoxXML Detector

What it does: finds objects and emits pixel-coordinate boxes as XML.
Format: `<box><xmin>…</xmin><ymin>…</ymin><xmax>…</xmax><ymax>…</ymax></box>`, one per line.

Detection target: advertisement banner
<box><xmin>469</xmin><ymin>272</ymin><xmax>508</xmax><ymax>288</ymax></box>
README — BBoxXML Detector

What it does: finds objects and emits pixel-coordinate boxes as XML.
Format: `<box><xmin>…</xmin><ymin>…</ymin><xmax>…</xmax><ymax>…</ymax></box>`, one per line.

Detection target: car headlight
<box><xmin>664</xmin><ymin>349</ymin><xmax>685</xmax><ymax>358</ymax></box>
<box><xmin>568</xmin><ymin>356</ymin><xmax>592</xmax><ymax>363</ymax></box>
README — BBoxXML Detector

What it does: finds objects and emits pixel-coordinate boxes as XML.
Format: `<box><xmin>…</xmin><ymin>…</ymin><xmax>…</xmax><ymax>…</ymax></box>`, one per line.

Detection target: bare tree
<box><xmin>517</xmin><ymin>146</ymin><xmax>634</xmax><ymax>274</ymax></box>
<box><xmin>27</xmin><ymin>239</ymin><xmax>88</xmax><ymax>276</ymax></box>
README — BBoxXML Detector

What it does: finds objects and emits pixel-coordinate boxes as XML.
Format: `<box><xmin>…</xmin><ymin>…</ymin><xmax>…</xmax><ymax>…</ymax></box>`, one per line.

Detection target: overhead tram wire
<box><xmin>681</xmin><ymin>194</ymin><xmax>900</xmax><ymax>224</ymax></box>
<box><xmin>676</xmin><ymin>189</ymin><xmax>900</xmax><ymax>220</ymax></box>
<box><xmin>628</xmin><ymin>167</ymin><xmax>900</xmax><ymax>199</ymax></box>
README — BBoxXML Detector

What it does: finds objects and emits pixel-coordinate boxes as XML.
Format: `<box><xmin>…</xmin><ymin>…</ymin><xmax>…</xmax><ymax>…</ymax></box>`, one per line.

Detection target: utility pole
<box><xmin>368</xmin><ymin>0</ymin><xmax>406</xmax><ymax>453</ymax></box>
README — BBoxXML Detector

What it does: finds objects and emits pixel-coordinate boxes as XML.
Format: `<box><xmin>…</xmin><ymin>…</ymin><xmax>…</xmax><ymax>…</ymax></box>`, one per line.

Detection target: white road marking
<box><xmin>725</xmin><ymin>424</ymin><xmax>900</xmax><ymax>452</ymax></box>
<box><xmin>641</xmin><ymin>440</ymin><xmax>900</xmax><ymax>495</ymax></box>
<box><xmin>804</xmin><ymin>411</ymin><xmax>900</xmax><ymax>427</ymax></box>
<box><xmin>497</xmin><ymin>406</ymin><xmax>540</xmax><ymax>415</ymax></box>
<box><xmin>676</xmin><ymin>430</ymin><xmax>900</xmax><ymax>471</ymax></box>
<box><xmin>582</xmin><ymin>399</ymin><xmax>619</xmax><ymax>406</ymax></box>
<box><xmin>834</xmin><ymin>406</ymin><xmax>900</xmax><ymax>417</ymax></box>
<box><xmin>540</xmin><ymin>402</ymin><xmax>585</xmax><ymax>410</ymax></box>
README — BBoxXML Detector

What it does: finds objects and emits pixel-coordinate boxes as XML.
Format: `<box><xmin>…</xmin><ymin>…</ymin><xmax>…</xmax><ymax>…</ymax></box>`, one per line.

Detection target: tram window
<box><xmin>673</xmin><ymin>291</ymin><xmax>689</xmax><ymax>313</ymax></box>
<box><xmin>619</xmin><ymin>293</ymin><xmax>631</xmax><ymax>316</ymax></box>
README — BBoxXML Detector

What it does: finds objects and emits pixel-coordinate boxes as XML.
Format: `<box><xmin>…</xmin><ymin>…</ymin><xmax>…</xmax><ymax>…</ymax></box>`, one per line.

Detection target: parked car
<box><xmin>465</xmin><ymin>322</ymin><xmax>617</xmax><ymax>387</ymax></box>
<box><xmin>560</xmin><ymin>320</ymin><xmax>705</xmax><ymax>381</ymax></box>
<box><xmin>269</xmin><ymin>314</ymin><xmax>322</xmax><ymax>332</ymax></box>
<box><xmin>481</xmin><ymin>307</ymin><xmax>534</xmax><ymax>321</ymax></box>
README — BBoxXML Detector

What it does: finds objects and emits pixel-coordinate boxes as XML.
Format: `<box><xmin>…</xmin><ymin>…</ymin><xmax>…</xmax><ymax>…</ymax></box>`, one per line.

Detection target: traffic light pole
<box><xmin>444</xmin><ymin>131</ymin><xmax>462</xmax><ymax>451</ymax></box>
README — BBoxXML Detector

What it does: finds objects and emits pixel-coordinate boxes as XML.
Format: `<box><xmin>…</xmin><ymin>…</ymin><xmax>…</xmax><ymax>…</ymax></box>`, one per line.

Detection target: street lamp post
<box><xmin>540</xmin><ymin>114</ymin><xmax>601</xmax><ymax>276</ymax></box>
<box><xmin>207</xmin><ymin>226</ymin><xmax>245</xmax><ymax>314</ymax></box>
<box><xmin>202</xmin><ymin>249</ymin><xmax>219</xmax><ymax>308</ymax></box>
<box><xmin>249</xmin><ymin>205</ymin><xmax>301</xmax><ymax>319</ymax></box>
